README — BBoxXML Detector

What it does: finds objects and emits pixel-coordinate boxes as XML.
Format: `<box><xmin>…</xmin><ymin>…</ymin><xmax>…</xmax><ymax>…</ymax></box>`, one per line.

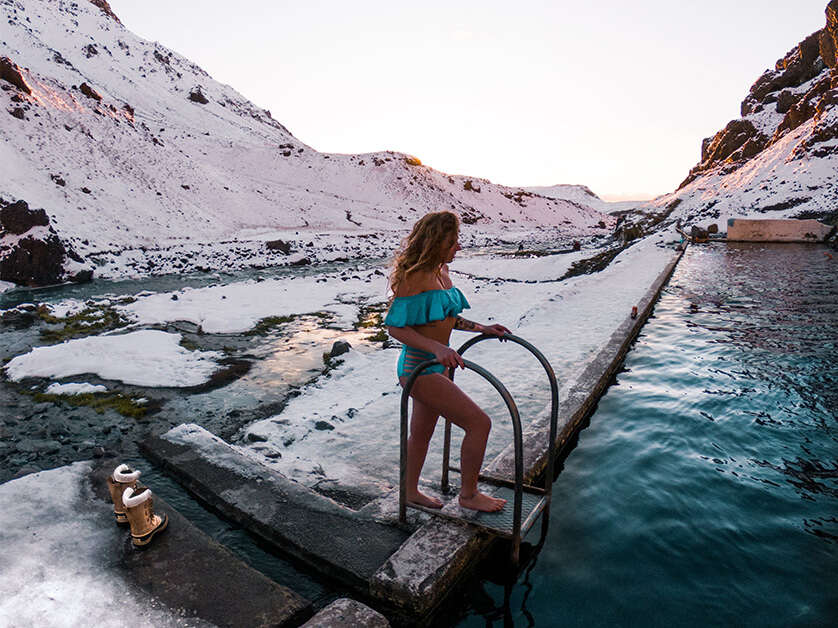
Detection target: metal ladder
<box><xmin>398</xmin><ymin>333</ymin><xmax>559</xmax><ymax>566</ymax></box>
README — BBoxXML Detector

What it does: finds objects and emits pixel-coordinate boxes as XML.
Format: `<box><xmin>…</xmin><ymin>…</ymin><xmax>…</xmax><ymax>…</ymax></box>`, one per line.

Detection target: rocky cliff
<box><xmin>649</xmin><ymin>1</ymin><xmax>838</xmax><ymax>228</ymax></box>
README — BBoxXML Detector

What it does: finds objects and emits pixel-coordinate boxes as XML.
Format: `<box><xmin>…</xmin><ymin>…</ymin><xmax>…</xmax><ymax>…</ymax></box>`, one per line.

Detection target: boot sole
<box><xmin>114</xmin><ymin>512</ymin><xmax>129</xmax><ymax>525</ymax></box>
<box><xmin>131</xmin><ymin>513</ymin><xmax>169</xmax><ymax>549</ymax></box>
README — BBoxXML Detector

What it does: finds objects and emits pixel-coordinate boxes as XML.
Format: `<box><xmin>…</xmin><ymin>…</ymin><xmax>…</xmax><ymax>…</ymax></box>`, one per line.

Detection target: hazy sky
<box><xmin>109</xmin><ymin>1</ymin><xmax>829</xmax><ymax>199</ymax></box>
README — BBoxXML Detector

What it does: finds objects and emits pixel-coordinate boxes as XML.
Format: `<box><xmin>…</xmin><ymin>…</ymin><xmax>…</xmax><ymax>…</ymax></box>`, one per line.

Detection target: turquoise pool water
<box><xmin>458</xmin><ymin>243</ymin><xmax>837</xmax><ymax>627</ymax></box>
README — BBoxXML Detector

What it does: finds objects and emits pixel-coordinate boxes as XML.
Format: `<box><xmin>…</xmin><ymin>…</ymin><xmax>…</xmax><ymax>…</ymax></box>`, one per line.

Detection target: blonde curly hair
<box><xmin>389</xmin><ymin>211</ymin><xmax>459</xmax><ymax>295</ymax></box>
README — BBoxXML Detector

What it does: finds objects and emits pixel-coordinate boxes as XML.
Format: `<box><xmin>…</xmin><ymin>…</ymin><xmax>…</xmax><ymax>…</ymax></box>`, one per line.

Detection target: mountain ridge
<box><xmin>0</xmin><ymin>0</ymin><xmax>611</xmax><ymax>285</ymax></box>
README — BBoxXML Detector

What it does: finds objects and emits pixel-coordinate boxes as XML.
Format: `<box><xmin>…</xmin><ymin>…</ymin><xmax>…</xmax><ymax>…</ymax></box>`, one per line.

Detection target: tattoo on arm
<box><xmin>454</xmin><ymin>316</ymin><xmax>480</xmax><ymax>331</ymax></box>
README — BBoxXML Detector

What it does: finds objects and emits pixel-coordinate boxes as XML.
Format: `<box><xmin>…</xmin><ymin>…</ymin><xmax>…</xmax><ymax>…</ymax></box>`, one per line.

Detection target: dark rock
<box><xmin>622</xmin><ymin>224</ymin><xmax>643</xmax><ymax>242</ymax></box>
<box><xmin>84</xmin><ymin>44</ymin><xmax>98</xmax><ymax>58</ymax></box>
<box><xmin>329</xmin><ymin>340</ymin><xmax>351</xmax><ymax>358</ymax></box>
<box><xmin>87</xmin><ymin>0</ymin><xmax>122</xmax><ymax>23</ymax></box>
<box><xmin>706</xmin><ymin>120</ymin><xmax>767</xmax><ymax>164</ymax></box>
<box><xmin>0</xmin><ymin>233</ymin><xmax>66</xmax><ymax>286</ymax></box>
<box><xmin>707</xmin><ymin>223</ymin><xmax>719</xmax><ymax>234</ymax></box>
<box><xmin>69</xmin><ymin>268</ymin><xmax>94</xmax><ymax>284</ymax></box>
<box><xmin>572</xmin><ymin>240</ymin><xmax>581</xmax><ymax>251</ymax></box>
<box><xmin>776</xmin><ymin>89</ymin><xmax>796</xmax><ymax>114</ymax></box>
<box><xmin>246</xmin><ymin>433</ymin><xmax>269</xmax><ymax>443</ymax></box>
<box><xmin>774</xmin><ymin>73</ymin><xmax>833</xmax><ymax>140</ymax></box>
<box><xmin>79</xmin><ymin>82</ymin><xmax>102</xmax><ymax>101</ymax></box>
<box><xmin>680</xmin><ymin>120</ymin><xmax>769</xmax><ymax>188</ymax></box>
<box><xmin>290</xmin><ymin>256</ymin><xmax>311</xmax><ymax>266</ymax></box>
<box><xmin>691</xmin><ymin>225</ymin><xmax>709</xmax><ymax>242</ymax></box>
<box><xmin>0</xmin><ymin>200</ymin><xmax>49</xmax><ymax>234</ymax></box>
<box><xmin>9</xmin><ymin>107</ymin><xmax>25</xmax><ymax>120</ymax></box>
<box><xmin>188</xmin><ymin>88</ymin><xmax>209</xmax><ymax>104</ymax></box>
<box><xmin>0</xmin><ymin>308</ymin><xmax>37</xmax><ymax>328</ymax></box>
<box><xmin>0</xmin><ymin>56</ymin><xmax>31</xmax><ymax>94</ymax></box>
<box><xmin>314</xmin><ymin>421</ymin><xmax>334</xmax><ymax>431</ymax></box>
<box><xmin>820</xmin><ymin>1</ymin><xmax>838</xmax><ymax>68</ymax></box>
<box><xmin>266</xmin><ymin>239</ymin><xmax>292</xmax><ymax>254</ymax></box>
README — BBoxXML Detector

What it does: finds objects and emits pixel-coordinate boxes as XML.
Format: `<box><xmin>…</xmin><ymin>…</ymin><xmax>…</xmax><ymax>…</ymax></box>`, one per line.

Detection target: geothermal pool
<box><xmin>457</xmin><ymin>243</ymin><xmax>838</xmax><ymax>626</ymax></box>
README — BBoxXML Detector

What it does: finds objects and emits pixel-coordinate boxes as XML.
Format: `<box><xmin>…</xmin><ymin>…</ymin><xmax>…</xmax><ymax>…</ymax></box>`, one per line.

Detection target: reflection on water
<box><xmin>458</xmin><ymin>243</ymin><xmax>838</xmax><ymax>627</ymax></box>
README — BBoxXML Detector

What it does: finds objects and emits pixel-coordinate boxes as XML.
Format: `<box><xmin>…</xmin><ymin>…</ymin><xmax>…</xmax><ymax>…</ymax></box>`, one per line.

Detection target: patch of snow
<box><xmin>3</xmin><ymin>330</ymin><xmax>222</xmax><ymax>387</ymax></box>
<box><xmin>118</xmin><ymin>274</ymin><xmax>385</xmax><ymax>334</ymax></box>
<box><xmin>45</xmin><ymin>382</ymin><xmax>108</xmax><ymax>395</ymax></box>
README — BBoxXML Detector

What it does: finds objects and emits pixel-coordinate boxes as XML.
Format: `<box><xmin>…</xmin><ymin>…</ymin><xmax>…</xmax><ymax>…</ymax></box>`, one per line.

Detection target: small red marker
<box><xmin>631</xmin><ymin>305</ymin><xmax>638</xmax><ymax>319</ymax></box>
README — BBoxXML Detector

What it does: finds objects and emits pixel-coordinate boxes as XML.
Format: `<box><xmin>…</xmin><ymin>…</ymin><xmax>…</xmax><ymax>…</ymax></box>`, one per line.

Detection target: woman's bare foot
<box><xmin>458</xmin><ymin>491</ymin><xmax>506</xmax><ymax>512</ymax></box>
<box><xmin>407</xmin><ymin>491</ymin><xmax>443</xmax><ymax>509</ymax></box>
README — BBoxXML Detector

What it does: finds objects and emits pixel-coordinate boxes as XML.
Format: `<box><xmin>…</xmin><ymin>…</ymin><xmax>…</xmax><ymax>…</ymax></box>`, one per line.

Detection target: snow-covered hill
<box><xmin>523</xmin><ymin>184</ymin><xmax>645</xmax><ymax>215</ymax></box>
<box><xmin>646</xmin><ymin>1</ymin><xmax>838</xmax><ymax>230</ymax></box>
<box><xmin>0</xmin><ymin>0</ymin><xmax>611</xmax><ymax>285</ymax></box>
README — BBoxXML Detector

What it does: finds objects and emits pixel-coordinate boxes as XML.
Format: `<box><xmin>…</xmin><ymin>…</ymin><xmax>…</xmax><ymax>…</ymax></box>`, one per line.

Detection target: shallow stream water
<box><xmin>457</xmin><ymin>243</ymin><xmax>838</xmax><ymax>626</ymax></box>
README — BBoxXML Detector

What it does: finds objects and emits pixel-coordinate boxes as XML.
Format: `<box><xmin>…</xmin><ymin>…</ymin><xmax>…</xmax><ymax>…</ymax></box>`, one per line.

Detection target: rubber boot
<box><xmin>106</xmin><ymin>463</ymin><xmax>141</xmax><ymax>525</ymax></box>
<box><xmin>122</xmin><ymin>486</ymin><xmax>168</xmax><ymax>548</ymax></box>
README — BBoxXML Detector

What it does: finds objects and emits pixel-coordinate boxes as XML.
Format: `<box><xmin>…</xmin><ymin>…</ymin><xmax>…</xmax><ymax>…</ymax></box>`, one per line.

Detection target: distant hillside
<box><xmin>648</xmin><ymin>1</ymin><xmax>838</xmax><ymax>229</ymax></box>
<box><xmin>0</xmin><ymin>0</ymin><xmax>611</xmax><ymax>285</ymax></box>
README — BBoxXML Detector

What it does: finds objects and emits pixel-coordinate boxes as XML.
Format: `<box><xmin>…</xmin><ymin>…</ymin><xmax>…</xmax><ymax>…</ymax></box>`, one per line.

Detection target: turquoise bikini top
<box><xmin>384</xmin><ymin>287</ymin><xmax>470</xmax><ymax>327</ymax></box>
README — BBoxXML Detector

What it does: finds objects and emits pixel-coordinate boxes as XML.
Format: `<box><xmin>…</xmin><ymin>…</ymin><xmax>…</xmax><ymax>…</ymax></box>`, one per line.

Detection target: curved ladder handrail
<box><xmin>399</xmin><ymin>357</ymin><xmax>525</xmax><ymax>563</ymax></box>
<box><xmin>448</xmin><ymin>333</ymin><xmax>559</xmax><ymax>541</ymax></box>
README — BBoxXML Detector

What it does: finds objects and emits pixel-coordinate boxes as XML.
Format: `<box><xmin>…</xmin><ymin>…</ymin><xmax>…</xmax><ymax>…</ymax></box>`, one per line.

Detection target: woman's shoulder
<box><xmin>395</xmin><ymin>270</ymin><xmax>446</xmax><ymax>297</ymax></box>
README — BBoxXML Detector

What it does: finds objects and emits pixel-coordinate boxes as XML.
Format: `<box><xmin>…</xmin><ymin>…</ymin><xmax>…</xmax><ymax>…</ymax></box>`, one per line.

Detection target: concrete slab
<box><xmin>727</xmin><ymin>217</ymin><xmax>833</xmax><ymax>242</ymax></box>
<box><xmin>90</xmin><ymin>459</ymin><xmax>311</xmax><ymax>627</ymax></box>
<box><xmin>369</xmin><ymin>244</ymin><xmax>687</xmax><ymax>615</ymax></box>
<box><xmin>302</xmin><ymin>598</ymin><xmax>390</xmax><ymax>627</ymax></box>
<box><xmin>140</xmin><ymin>425</ymin><xmax>411</xmax><ymax>590</ymax></box>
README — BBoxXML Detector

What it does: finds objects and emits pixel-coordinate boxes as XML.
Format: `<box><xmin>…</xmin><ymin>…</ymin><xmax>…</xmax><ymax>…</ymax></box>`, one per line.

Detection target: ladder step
<box><xmin>406</xmin><ymin>484</ymin><xmax>548</xmax><ymax>538</ymax></box>
<box><xmin>446</xmin><ymin>466</ymin><xmax>547</xmax><ymax>496</ymax></box>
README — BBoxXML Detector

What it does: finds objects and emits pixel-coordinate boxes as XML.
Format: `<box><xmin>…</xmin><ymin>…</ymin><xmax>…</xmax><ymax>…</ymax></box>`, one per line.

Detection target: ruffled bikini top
<box><xmin>384</xmin><ymin>287</ymin><xmax>470</xmax><ymax>327</ymax></box>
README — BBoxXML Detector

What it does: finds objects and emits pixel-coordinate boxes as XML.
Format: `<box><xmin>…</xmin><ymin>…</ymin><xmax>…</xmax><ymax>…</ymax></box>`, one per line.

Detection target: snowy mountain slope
<box><xmin>645</xmin><ymin>1</ymin><xmax>838</xmax><ymax>229</ymax></box>
<box><xmin>523</xmin><ymin>183</ymin><xmax>645</xmax><ymax>215</ymax></box>
<box><xmin>0</xmin><ymin>0</ymin><xmax>611</xmax><ymax>285</ymax></box>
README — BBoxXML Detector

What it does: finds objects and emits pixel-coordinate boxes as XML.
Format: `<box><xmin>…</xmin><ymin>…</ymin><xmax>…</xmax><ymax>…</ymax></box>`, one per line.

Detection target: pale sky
<box><xmin>109</xmin><ymin>1</ymin><xmax>829</xmax><ymax>199</ymax></box>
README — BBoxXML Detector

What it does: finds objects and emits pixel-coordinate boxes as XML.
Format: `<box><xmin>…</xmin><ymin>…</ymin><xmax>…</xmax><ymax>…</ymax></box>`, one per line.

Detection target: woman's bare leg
<box><xmin>404</xmin><ymin>396</ymin><xmax>443</xmax><ymax>508</ymax></box>
<box><xmin>405</xmin><ymin>373</ymin><xmax>506</xmax><ymax>512</ymax></box>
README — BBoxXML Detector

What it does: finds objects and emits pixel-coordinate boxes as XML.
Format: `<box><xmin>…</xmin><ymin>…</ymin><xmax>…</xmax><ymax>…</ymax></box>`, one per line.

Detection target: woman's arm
<box><xmin>454</xmin><ymin>316</ymin><xmax>511</xmax><ymax>337</ymax></box>
<box><xmin>387</xmin><ymin>325</ymin><xmax>465</xmax><ymax>369</ymax></box>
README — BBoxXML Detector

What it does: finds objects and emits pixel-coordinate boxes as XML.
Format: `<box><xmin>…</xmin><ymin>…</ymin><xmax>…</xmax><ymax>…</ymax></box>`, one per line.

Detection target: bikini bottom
<box><xmin>397</xmin><ymin>345</ymin><xmax>447</xmax><ymax>378</ymax></box>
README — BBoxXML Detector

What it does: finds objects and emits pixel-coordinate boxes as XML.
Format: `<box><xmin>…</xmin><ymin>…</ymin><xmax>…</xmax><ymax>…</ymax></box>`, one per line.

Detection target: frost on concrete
<box><xmin>0</xmin><ymin>462</ymin><xmax>208</xmax><ymax>628</ymax></box>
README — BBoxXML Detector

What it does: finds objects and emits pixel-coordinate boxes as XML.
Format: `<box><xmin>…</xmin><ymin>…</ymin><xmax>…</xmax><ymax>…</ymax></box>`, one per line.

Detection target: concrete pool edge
<box><xmin>370</xmin><ymin>242</ymin><xmax>689</xmax><ymax>615</ymax></box>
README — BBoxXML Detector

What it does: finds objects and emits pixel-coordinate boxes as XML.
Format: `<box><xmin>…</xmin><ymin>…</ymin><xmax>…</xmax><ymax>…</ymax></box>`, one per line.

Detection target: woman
<box><xmin>385</xmin><ymin>211</ymin><xmax>509</xmax><ymax>512</ymax></box>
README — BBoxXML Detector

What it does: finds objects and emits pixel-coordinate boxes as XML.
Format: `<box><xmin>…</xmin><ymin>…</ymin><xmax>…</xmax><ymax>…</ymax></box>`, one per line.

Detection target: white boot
<box><xmin>123</xmin><ymin>486</ymin><xmax>168</xmax><ymax>548</ymax></box>
<box><xmin>106</xmin><ymin>464</ymin><xmax>140</xmax><ymax>525</ymax></box>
